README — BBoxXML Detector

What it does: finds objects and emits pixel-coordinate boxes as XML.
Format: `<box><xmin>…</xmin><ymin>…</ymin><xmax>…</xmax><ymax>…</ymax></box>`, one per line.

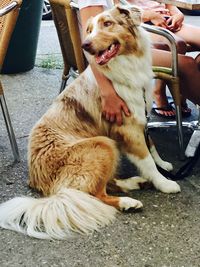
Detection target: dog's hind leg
<box><xmin>58</xmin><ymin>136</ymin><xmax>143</xmax><ymax>211</ymax></box>
<box><xmin>95</xmin><ymin>178</ymin><xmax>144</xmax><ymax>210</ymax></box>
<box><xmin>112</xmin><ymin>177</ymin><xmax>150</xmax><ymax>193</ymax></box>
<box><xmin>72</xmin><ymin>137</ymin><xmax>143</xmax><ymax>211</ymax></box>
<box><xmin>95</xmin><ymin>187</ymin><xmax>143</xmax><ymax>211</ymax></box>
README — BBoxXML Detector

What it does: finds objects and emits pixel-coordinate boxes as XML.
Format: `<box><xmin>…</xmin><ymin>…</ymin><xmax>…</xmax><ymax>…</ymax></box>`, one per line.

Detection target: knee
<box><xmin>179</xmin><ymin>55</ymin><xmax>196</xmax><ymax>75</ymax></box>
<box><xmin>176</xmin><ymin>39</ymin><xmax>187</xmax><ymax>54</ymax></box>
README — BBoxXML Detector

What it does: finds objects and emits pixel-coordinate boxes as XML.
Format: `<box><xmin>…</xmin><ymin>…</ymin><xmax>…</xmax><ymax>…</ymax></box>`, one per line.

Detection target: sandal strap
<box><xmin>169</xmin><ymin>101</ymin><xmax>189</xmax><ymax>109</ymax></box>
<box><xmin>152</xmin><ymin>105</ymin><xmax>174</xmax><ymax>112</ymax></box>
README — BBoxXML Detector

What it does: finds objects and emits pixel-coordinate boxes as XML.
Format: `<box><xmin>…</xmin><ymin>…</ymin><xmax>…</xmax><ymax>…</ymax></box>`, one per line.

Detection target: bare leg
<box><xmin>175</xmin><ymin>23</ymin><xmax>200</xmax><ymax>50</ymax></box>
<box><xmin>151</xmin><ymin>33</ymin><xmax>190</xmax><ymax>116</ymax></box>
<box><xmin>195</xmin><ymin>54</ymin><xmax>200</xmax><ymax>70</ymax></box>
<box><xmin>152</xmin><ymin>49</ymin><xmax>200</xmax><ymax>105</ymax></box>
<box><xmin>153</xmin><ymin>80</ymin><xmax>176</xmax><ymax>117</ymax></box>
<box><xmin>150</xmin><ymin>32</ymin><xmax>187</xmax><ymax>54</ymax></box>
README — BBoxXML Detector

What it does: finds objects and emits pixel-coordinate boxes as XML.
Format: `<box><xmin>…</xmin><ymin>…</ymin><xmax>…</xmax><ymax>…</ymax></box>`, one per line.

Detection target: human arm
<box><xmin>79</xmin><ymin>5</ymin><xmax>130</xmax><ymax>125</ymax></box>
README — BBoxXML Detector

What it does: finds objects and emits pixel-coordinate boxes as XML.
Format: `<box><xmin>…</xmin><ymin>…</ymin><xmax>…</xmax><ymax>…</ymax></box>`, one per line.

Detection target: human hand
<box><xmin>101</xmin><ymin>91</ymin><xmax>131</xmax><ymax>126</ymax></box>
<box><xmin>166</xmin><ymin>13</ymin><xmax>184</xmax><ymax>32</ymax></box>
<box><xmin>89</xmin><ymin>62</ymin><xmax>130</xmax><ymax>126</ymax></box>
<box><xmin>147</xmin><ymin>10</ymin><xmax>168</xmax><ymax>28</ymax></box>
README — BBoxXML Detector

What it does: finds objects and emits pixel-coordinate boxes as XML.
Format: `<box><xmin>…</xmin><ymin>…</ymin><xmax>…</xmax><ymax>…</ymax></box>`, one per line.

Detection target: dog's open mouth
<box><xmin>95</xmin><ymin>42</ymin><xmax>120</xmax><ymax>65</ymax></box>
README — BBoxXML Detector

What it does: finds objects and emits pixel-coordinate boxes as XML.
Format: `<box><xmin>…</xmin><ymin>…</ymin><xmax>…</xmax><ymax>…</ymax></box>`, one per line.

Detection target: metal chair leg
<box><xmin>0</xmin><ymin>94</ymin><xmax>20</xmax><ymax>162</ymax></box>
<box><xmin>59</xmin><ymin>78</ymin><xmax>67</xmax><ymax>94</ymax></box>
<box><xmin>175</xmin><ymin>104</ymin><xmax>184</xmax><ymax>159</ymax></box>
<box><xmin>59</xmin><ymin>67</ymin><xmax>80</xmax><ymax>94</ymax></box>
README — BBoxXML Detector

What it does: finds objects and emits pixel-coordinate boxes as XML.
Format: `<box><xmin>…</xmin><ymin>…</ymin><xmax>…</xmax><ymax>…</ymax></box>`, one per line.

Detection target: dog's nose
<box><xmin>82</xmin><ymin>40</ymin><xmax>93</xmax><ymax>52</ymax></box>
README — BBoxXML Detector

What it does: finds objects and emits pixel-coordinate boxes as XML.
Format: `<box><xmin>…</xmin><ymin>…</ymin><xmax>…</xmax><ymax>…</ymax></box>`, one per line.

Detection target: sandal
<box><xmin>152</xmin><ymin>104</ymin><xmax>176</xmax><ymax>118</ymax></box>
<box><xmin>170</xmin><ymin>101</ymin><xmax>192</xmax><ymax>118</ymax></box>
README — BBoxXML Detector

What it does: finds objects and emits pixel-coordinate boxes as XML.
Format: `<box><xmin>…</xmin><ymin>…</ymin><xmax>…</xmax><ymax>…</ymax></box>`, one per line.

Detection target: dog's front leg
<box><xmin>147</xmin><ymin>135</ymin><xmax>173</xmax><ymax>172</ymax></box>
<box><xmin>111</xmin><ymin>125</ymin><xmax>180</xmax><ymax>194</ymax></box>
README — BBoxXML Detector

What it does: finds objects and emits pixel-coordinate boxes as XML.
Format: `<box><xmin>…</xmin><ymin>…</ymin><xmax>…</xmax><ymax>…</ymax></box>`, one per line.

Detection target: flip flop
<box><xmin>181</xmin><ymin>104</ymin><xmax>192</xmax><ymax>118</ymax></box>
<box><xmin>169</xmin><ymin>101</ymin><xmax>192</xmax><ymax>118</ymax></box>
<box><xmin>151</xmin><ymin>104</ymin><xmax>176</xmax><ymax>118</ymax></box>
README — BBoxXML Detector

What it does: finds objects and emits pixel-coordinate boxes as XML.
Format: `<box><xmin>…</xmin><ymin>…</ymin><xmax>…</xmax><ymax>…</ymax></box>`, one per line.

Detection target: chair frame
<box><xmin>0</xmin><ymin>0</ymin><xmax>22</xmax><ymax>162</ymax></box>
<box><xmin>142</xmin><ymin>23</ymin><xmax>184</xmax><ymax>159</ymax></box>
<box><xmin>49</xmin><ymin>0</ymin><xmax>86</xmax><ymax>92</ymax></box>
<box><xmin>50</xmin><ymin>0</ymin><xmax>185</xmax><ymax>158</ymax></box>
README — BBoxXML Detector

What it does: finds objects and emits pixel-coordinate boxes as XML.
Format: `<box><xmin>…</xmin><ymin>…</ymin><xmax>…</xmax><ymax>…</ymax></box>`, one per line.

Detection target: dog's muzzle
<box><xmin>82</xmin><ymin>40</ymin><xmax>96</xmax><ymax>55</ymax></box>
<box><xmin>82</xmin><ymin>40</ymin><xmax>120</xmax><ymax>65</ymax></box>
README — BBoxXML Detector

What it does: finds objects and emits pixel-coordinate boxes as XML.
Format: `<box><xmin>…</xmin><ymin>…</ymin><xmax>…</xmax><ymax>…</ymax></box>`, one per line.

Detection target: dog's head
<box><xmin>82</xmin><ymin>5</ymin><xmax>142</xmax><ymax>66</ymax></box>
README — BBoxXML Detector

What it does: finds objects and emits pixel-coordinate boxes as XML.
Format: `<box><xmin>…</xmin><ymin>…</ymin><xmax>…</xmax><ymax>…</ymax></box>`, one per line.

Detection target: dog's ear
<box><xmin>111</xmin><ymin>5</ymin><xmax>142</xmax><ymax>29</ymax></box>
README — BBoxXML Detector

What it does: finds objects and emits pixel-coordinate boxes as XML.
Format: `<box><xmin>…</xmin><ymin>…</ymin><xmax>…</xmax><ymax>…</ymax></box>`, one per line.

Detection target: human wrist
<box><xmin>142</xmin><ymin>10</ymin><xmax>155</xmax><ymax>22</ymax></box>
<box><xmin>100</xmin><ymin>88</ymin><xmax>116</xmax><ymax>99</ymax></box>
<box><xmin>141</xmin><ymin>10</ymin><xmax>150</xmax><ymax>22</ymax></box>
<box><xmin>177</xmin><ymin>13</ymin><xmax>184</xmax><ymax>20</ymax></box>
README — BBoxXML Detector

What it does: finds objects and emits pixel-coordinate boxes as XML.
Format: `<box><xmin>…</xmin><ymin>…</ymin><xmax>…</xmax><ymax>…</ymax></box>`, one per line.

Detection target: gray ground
<box><xmin>0</xmin><ymin>14</ymin><xmax>200</xmax><ymax>267</ymax></box>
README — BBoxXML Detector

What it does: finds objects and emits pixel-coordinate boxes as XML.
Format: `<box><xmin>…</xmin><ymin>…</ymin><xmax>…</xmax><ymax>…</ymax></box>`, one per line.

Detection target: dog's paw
<box><xmin>119</xmin><ymin>197</ymin><xmax>143</xmax><ymax>211</ymax></box>
<box><xmin>159</xmin><ymin>161</ymin><xmax>173</xmax><ymax>171</ymax></box>
<box><xmin>114</xmin><ymin>176</ymin><xmax>147</xmax><ymax>192</ymax></box>
<box><xmin>156</xmin><ymin>179</ymin><xmax>181</xmax><ymax>194</ymax></box>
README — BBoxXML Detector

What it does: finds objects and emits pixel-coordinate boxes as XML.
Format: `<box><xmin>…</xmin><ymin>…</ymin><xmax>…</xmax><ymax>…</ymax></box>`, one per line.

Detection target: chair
<box><xmin>0</xmin><ymin>0</ymin><xmax>22</xmax><ymax>162</ymax></box>
<box><xmin>49</xmin><ymin>0</ymin><xmax>86</xmax><ymax>93</ymax></box>
<box><xmin>142</xmin><ymin>23</ymin><xmax>184</xmax><ymax>158</ymax></box>
<box><xmin>49</xmin><ymin>0</ymin><xmax>185</xmax><ymax>158</ymax></box>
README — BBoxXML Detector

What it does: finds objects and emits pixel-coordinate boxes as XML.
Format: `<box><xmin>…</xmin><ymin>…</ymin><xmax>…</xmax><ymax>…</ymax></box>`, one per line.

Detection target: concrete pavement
<box><xmin>0</xmin><ymin>14</ymin><xmax>200</xmax><ymax>267</ymax></box>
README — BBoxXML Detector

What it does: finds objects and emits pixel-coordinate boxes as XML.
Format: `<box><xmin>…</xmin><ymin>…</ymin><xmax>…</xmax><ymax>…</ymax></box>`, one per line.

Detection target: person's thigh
<box><xmin>175</xmin><ymin>23</ymin><xmax>200</xmax><ymax>48</ymax></box>
<box><xmin>150</xmin><ymin>32</ymin><xmax>186</xmax><ymax>53</ymax></box>
<box><xmin>152</xmin><ymin>48</ymin><xmax>189</xmax><ymax>69</ymax></box>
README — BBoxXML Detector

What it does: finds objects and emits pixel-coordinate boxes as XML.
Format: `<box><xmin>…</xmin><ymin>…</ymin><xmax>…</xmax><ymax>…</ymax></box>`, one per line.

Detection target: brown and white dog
<box><xmin>0</xmin><ymin>5</ymin><xmax>180</xmax><ymax>239</ymax></box>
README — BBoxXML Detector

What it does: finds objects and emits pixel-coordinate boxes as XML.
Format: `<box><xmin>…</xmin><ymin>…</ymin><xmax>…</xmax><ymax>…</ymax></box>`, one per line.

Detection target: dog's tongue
<box><xmin>96</xmin><ymin>50</ymin><xmax>111</xmax><ymax>65</ymax></box>
<box><xmin>95</xmin><ymin>44</ymin><xmax>119</xmax><ymax>65</ymax></box>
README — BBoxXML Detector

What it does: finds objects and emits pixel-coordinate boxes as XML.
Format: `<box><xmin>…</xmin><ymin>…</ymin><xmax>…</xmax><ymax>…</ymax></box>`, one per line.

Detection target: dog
<box><xmin>0</xmin><ymin>5</ymin><xmax>180</xmax><ymax>239</ymax></box>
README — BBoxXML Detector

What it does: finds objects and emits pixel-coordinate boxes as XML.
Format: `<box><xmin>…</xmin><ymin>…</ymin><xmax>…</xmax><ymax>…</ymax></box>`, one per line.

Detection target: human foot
<box><xmin>153</xmin><ymin>90</ymin><xmax>176</xmax><ymax>117</ymax></box>
<box><xmin>170</xmin><ymin>101</ymin><xmax>192</xmax><ymax>118</ymax></box>
<box><xmin>153</xmin><ymin>90</ymin><xmax>192</xmax><ymax>118</ymax></box>
<box><xmin>152</xmin><ymin>103</ymin><xmax>176</xmax><ymax>118</ymax></box>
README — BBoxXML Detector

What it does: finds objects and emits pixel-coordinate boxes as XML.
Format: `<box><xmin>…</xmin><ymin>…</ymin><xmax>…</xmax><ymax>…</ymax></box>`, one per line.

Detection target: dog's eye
<box><xmin>104</xmin><ymin>21</ymin><xmax>113</xmax><ymax>27</ymax></box>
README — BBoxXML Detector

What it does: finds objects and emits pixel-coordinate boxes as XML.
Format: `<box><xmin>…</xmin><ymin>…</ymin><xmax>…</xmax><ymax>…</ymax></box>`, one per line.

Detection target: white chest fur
<box><xmin>103</xmin><ymin>53</ymin><xmax>153</xmax><ymax>125</ymax></box>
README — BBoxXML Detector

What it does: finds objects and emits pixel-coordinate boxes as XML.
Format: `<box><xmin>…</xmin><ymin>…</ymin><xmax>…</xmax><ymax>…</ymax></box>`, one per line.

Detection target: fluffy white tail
<box><xmin>0</xmin><ymin>188</ymin><xmax>117</xmax><ymax>239</ymax></box>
